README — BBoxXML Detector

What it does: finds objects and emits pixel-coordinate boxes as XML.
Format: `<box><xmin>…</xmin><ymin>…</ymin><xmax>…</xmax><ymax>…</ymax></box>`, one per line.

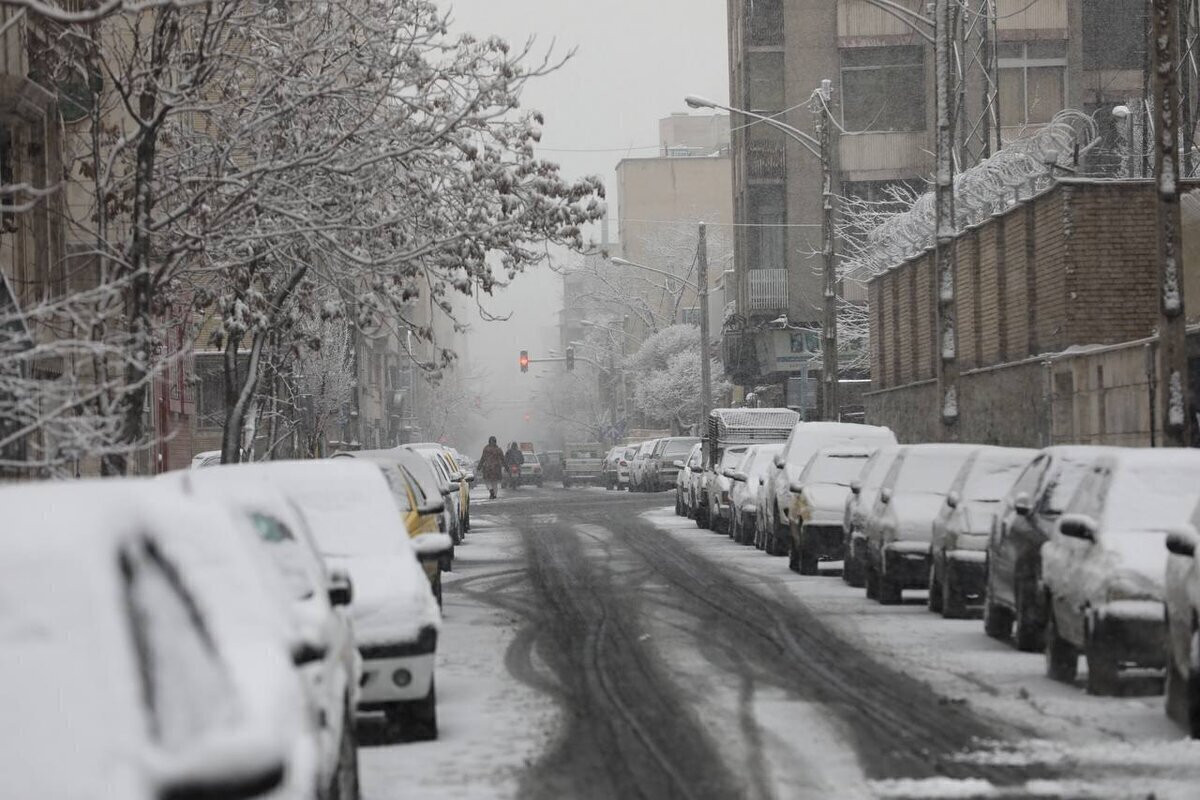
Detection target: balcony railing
<box><xmin>747</xmin><ymin>269</ymin><xmax>787</xmax><ymax>311</ymax></box>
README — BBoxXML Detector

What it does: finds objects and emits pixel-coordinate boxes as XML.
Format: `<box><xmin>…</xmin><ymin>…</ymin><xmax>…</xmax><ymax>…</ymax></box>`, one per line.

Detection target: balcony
<box><xmin>747</xmin><ymin>269</ymin><xmax>787</xmax><ymax>311</ymax></box>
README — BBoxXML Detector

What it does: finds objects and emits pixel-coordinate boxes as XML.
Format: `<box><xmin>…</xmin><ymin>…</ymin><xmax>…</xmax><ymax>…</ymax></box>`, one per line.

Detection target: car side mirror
<box><xmin>290</xmin><ymin>638</ymin><xmax>328</xmax><ymax>667</ymax></box>
<box><xmin>722</xmin><ymin>468</ymin><xmax>736</xmax><ymax>479</ymax></box>
<box><xmin>849</xmin><ymin>480</ymin><xmax>862</xmax><ymax>496</ymax></box>
<box><xmin>946</xmin><ymin>491</ymin><xmax>960</xmax><ymax>509</ymax></box>
<box><xmin>1013</xmin><ymin>492</ymin><xmax>1033</xmax><ymax>517</ymax></box>
<box><xmin>732</xmin><ymin>471</ymin><xmax>748</xmax><ymax>483</ymax></box>
<box><xmin>773</xmin><ymin>455</ymin><xmax>785</xmax><ymax>468</ymax></box>
<box><xmin>1167</xmin><ymin>532</ymin><xmax>1197</xmax><ymax>558</ymax></box>
<box><xmin>880</xmin><ymin>487</ymin><xmax>893</xmax><ymax>504</ymax></box>
<box><xmin>1058</xmin><ymin>513</ymin><xmax>1097</xmax><ymax>542</ymax></box>
<box><xmin>789</xmin><ymin>482</ymin><xmax>804</xmax><ymax>493</ymax></box>
<box><xmin>465</xmin><ymin>473</ymin><xmax>476</xmax><ymax>484</ymax></box>
<box><xmin>412</xmin><ymin>532</ymin><xmax>454</xmax><ymax>562</ymax></box>
<box><xmin>674</xmin><ymin>460</ymin><xmax>685</xmax><ymax>469</ymax></box>
<box><xmin>328</xmin><ymin>569</ymin><xmax>353</xmax><ymax>607</ymax></box>
<box><xmin>418</xmin><ymin>500</ymin><xmax>445</xmax><ymax>515</ymax></box>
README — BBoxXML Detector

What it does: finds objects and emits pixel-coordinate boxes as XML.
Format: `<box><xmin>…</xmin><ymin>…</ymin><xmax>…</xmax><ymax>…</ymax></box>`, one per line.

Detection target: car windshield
<box><xmin>247</xmin><ymin>513</ymin><xmax>317</xmax><ymax>601</ymax></box>
<box><xmin>1043</xmin><ymin>457</ymin><xmax>1095</xmax><ymax>514</ymax></box>
<box><xmin>860</xmin><ymin>450</ymin><xmax>898</xmax><ymax>490</ymax></box>
<box><xmin>801</xmin><ymin>453</ymin><xmax>871</xmax><ymax>486</ymax></box>
<box><xmin>893</xmin><ymin>450</ymin><xmax>974</xmax><ymax>495</ymax></box>
<box><xmin>719</xmin><ymin>448</ymin><xmax>747</xmax><ymax>471</ymax></box>
<box><xmin>663</xmin><ymin>439</ymin><xmax>699</xmax><ymax>458</ymax></box>
<box><xmin>1103</xmin><ymin>464</ymin><xmax>1200</xmax><ymax>532</ymax></box>
<box><xmin>960</xmin><ymin>453</ymin><xmax>1034</xmax><ymax>502</ymax></box>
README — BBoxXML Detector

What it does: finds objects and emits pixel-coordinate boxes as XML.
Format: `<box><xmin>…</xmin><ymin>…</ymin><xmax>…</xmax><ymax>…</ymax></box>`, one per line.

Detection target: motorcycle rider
<box><xmin>504</xmin><ymin>441</ymin><xmax>525</xmax><ymax>489</ymax></box>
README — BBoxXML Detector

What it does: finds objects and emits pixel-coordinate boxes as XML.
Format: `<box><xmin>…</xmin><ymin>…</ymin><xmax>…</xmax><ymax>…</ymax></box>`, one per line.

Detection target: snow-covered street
<box><xmin>360</xmin><ymin>487</ymin><xmax>1200</xmax><ymax>800</ymax></box>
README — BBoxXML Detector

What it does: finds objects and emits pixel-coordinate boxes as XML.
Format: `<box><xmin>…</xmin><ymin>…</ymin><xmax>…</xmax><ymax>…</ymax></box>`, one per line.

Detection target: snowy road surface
<box><xmin>361</xmin><ymin>488</ymin><xmax>1200</xmax><ymax>799</ymax></box>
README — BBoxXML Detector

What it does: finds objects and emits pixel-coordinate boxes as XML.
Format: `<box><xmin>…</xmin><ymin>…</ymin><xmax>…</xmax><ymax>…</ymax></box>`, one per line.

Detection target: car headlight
<box><xmin>1104</xmin><ymin>573</ymin><xmax>1161</xmax><ymax>603</ymax></box>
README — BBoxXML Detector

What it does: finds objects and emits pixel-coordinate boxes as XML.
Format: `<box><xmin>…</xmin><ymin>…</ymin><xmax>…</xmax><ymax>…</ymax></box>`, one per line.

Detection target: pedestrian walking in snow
<box><xmin>479</xmin><ymin>436</ymin><xmax>506</xmax><ymax>498</ymax></box>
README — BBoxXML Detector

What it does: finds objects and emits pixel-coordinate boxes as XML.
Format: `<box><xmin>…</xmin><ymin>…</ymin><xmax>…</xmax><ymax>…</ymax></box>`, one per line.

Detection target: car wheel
<box><xmin>796</xmin><ymin>530</ymin><xmax>818</xmax><ymax>576</ymax></box>
<box><xmin>1044</xmin><ymin>604</ymin><xmax>1078</xmax><ymax>683</ymax></box>
<box><xmin>843</xmin><ymin>540</ymin><xmax>865</xmax><ymax>588</ymax></box>
<box><xmin>432</xmin><ymin>573</ymin><xmax>443</xmax><ymax>608</ymax></box>
<box><xmin>941</xmin><ymin>561</ymin><xmax>968</xmax><ymax>619</ymax></box>
<box><xmin>1165</xmin><ymin>629</ymin><xmax>1190</xmax><ymax>729</ymax></box>
<box><xmin>983</xmin><ymin>587</ymin><xmax>1015</xmax><ymax>641</ymax></box>
<box><xmin>330</xmin><ymin>700</ymin><xmax>361</xmax><ymax>800</ymax></box>
<box><xmin>1013</xmin><ymin>580</ymin><xmax>1045</xmax><ymax>652</ymax></box>
<box><xmin>787</xmin><ymin>539</ymin><xmax>800</xmax><ymax>572</ymax></box>
<box><xmin>1187</xmin><ymin>630</ymin><xmax>1200</xmax><ymax>738</ymax></box>
<box><xmin>878</xmin><ymin>568</ymin><xmax>902</xmax><ymax>605</ymax></box>
<box><xmin>1085</xmin><ymin>619</ymin><xmax>1121</xmax><ymax>696</ymax></box>
<box><xmin>927</xmin><ymin>565</ymin><xmax>944</xmax><ymax>614</ymax></box>
<box><xmin>865</xmin><ymin>564</ymin><xmax>880</xmax><ymax>601</ymax></box>
<box><xmin>386</xmin><ymin>680</ymin><xmax>438</xmax><ymax>742</ymax></box>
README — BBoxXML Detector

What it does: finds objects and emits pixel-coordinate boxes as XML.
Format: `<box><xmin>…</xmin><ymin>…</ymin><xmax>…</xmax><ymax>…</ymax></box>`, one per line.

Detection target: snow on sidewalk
<box><xmin>642</xmin><ymin>506</ymin><xmax>1200</xmax><ymax>799</ymax></box>
<box><xmin>359</xmin><ymin>516</ymin><xmax>558</xmax><ymax>800</ymax></box>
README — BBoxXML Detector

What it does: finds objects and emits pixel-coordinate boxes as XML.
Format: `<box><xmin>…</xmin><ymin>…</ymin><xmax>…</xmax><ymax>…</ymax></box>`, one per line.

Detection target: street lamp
<box><xmin>686</xmin><ymin>88</ymin><xmax>841</xmax><ymax>421</ymax></box>
<box><xmin>1111</xmin><ymin>104</ymin><xmax>1135</xmax><ymax>178</ymax></box>
<box><xmin>609</xmin><ymin>257</ymin><xmax>698</xmax><ymax>291</ymax></box>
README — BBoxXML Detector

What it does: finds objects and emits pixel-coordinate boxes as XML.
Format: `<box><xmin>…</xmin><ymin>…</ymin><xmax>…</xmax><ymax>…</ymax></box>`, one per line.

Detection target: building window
<box><xmin>747</xmin><ymin>184</ymin><xmax>785</xmax><ymax>270</ymax></box>
<box><xmin>745</xmin><ymin>0</ymin><xmax>783</xmax><ymax>47</ymax></box>
<box><xmin>1082</xmin><ymin>0</ymin><xmax>1143</xmax><ymax>70</ymax></box>
<box><xmin>999</xmin><ymin>42</ymin><xmax>1067</xmax><ymax>127</ymax></box>
<box><xmin>747</xmin><ymin>51</ymin><xmax>785</xmax><ymax>112</ymax></box>
<box><xmin>840</xmin><ymin>46</ymin><xmax>925</xmax><ymax>132</ymax></box>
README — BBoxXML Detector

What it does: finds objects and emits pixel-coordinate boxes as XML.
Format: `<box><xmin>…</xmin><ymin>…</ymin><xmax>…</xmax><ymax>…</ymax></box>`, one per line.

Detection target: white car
<box><xmin>729</xmin><ymin>443</ymin><xmax>784</xmax><ymax>545</ymax></box>
<box><xmin>842</xmin><ymin>446</ymin><xmax>901</xmax><ymax>586</ymax></box>
<box><xmin>629</xmin><ymin>439</ymin><xmax>657</xmax><ymax>491</ymax></box>
<box><xmin>1043</xmin><ymin>449</ymin><xmax>1200</xmax><ymax>696</ymax></box>
<box><xmin>788</xmin><ymin>445</ymin><xmax>875</xmax><ymax>574</ymax></box>
<box><xmin>863</xmin><ymin>443</ymin><xmax>980</xmax><ymax>605</ymax></box>
<box><xmin>219</xmin><ymin>459</ymin><xmax>446</xmax><ymax>739</ymax></box>
<box><xmin>0</xmin><ymin>483</ymin><xmax>301</xmax><ymax>800</ymax></box>
<box><xmin>675</xmin><ymin>442</ymin><xmax>703</xmax><ymax>516</ymax></box>
<box><xmin>176</xmin><ymin>474</ymin><xmax>362</xmax><ymax>799</ymax></box>
<box><xmin>763</xmin><ymin>422</ymin><xmax>897</xmax><ymax>558</ymax></box>
<box><xmin>928</xmin><ymin>446</ymin><xmax>1038</xmax><ymax>618</ymax></box>
<box><xmin>708</xmin><ymin>444</ymin><xmax>749</xmax><ymax>533</ymax></box>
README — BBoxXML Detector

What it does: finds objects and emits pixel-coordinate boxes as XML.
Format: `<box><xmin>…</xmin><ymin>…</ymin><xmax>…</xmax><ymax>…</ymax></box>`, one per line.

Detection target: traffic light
<box><xmin>519</xmin><ymin>350</ymin><xmax>529</xmax><ymax>373</ymax></box>
<box><xmin>565</xmin><ymin>346</ymin><xmax>575</xmax><ymax>372</ymax></box>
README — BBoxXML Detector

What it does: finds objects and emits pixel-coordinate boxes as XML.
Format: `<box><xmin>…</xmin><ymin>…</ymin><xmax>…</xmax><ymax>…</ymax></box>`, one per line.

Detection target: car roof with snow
<box><xmin>1073</xmin><ymin>449</ymin><xmax>1200</xmax><ymax>534</ymax></box>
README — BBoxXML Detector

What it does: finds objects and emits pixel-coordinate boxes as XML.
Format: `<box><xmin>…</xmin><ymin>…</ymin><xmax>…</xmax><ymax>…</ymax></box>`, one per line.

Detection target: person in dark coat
<box><xmin>478</xmin><ymin>436</ymin><xmax>506</xmax><ymax>498</ymax></box>
<box><xmin>504</xmin><ymin>442</ymin><xmax>526</xmax><ymax>489</ymax></box>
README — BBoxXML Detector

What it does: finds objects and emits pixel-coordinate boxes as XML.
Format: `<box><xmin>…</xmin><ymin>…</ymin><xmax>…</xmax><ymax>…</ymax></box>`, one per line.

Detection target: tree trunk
<box><xmin>221</xmin><ymin>328</ymin><xmax>267</xmax><ymax>463</ymax></box>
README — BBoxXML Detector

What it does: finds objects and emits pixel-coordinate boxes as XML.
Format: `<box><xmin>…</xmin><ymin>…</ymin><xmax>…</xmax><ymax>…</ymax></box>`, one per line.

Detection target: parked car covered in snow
<box><xmin>763</xmin><ymin>422</ymin><xmax>896</xmax><ymax>559</ymax></box>
<box><xmin>703</xmin><ymin>408</ymin><xmax>799</xmax><ymax>534</ymax></box>
<box><xmin>842</xmin><ymin>446</ymin><xmax>901</xmax><ymax>587</ymax></box>
<box><xmin>927</xmin><ymin>446</ymin><xmax>1038</xmax><ymax>618</ymax></box>
<box><xmin>708</xmin><ymin>444</ymin><xmax>750</xmax><ymax>533</ymax></box>
<box><xmin>173</xmin><ymin>475</ymin><xmax>362</xmax><ymax>799</ymax></box>
<box><xmin>788</xmin><ymin>445</ymin><xmax>875</xmax><ymax>574</ymax></box>
<box><xmin>675</xmin><ymin>442</ymin><xmax>703</xmax><ymax>516</ymax></box>
<box><xmin>863</xmin><ymin>443</ymin><xmax>980</xmax><ymax>605</ymax></box>
<box><xmin>1042</xmin><ymin>450</ymin><xmax>1200</xmax><ymax>696</ymax></box>
<box><xmin>219</xmin><ymin>459</ymin><xmax>448</xmax><ymax>738</ymax></box>
<box><xmin>1163</xmin><ymin>498</ymin><xmax>1200</xmax><ymax>735</ymax></box>
<box><xmin>729</xmin><ymin>443</ymin><xmax>784</xmax><ymax>545</ymax></box>
<box><xmin>629</xmin><ymin>439</ymin><xmax>658</xmax><ymax>491</ymax></box>
<box><xmin>0</xmin><ymin>483</ymin><xmax>302</xmax><ymax>800</ymax></box>
<box><xmin>984</xmin><ymin>446</ymin><xmax>1111</xmax><ymax>651</ymax></box>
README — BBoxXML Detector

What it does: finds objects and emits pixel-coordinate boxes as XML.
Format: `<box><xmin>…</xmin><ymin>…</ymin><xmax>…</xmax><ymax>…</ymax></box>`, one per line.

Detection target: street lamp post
<box><xmin>686</xmin><ymin>91</ymin><xmax>840</xmax><ymax>420</ymax></box>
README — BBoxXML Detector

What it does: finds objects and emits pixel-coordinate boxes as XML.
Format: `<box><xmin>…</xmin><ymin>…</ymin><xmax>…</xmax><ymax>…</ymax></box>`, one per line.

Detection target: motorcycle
<box><xmin>505</xmin><ymin>463</ymin><xmax>521</xmax><ymax>490</ymax></box>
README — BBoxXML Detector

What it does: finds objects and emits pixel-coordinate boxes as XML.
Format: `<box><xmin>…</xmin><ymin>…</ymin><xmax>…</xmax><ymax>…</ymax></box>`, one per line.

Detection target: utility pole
<box><xmin>814</xmin><ymin>79</ymin><xmax>840</xmax><ymax>421</ymax></box>
<box><xmin>935</xmin><ymin>0</ymin><xmax>960</xmax><ymax>440</ymax></box>
<box><xmin>1153</xmin><ymin>0</ymin><xmax>1192</xmax><ymax>446</ymax></box>
<box><xmin>698</xmin><ymin>222</ymin><xmax>712</xmax><ymax>431</ymax></box>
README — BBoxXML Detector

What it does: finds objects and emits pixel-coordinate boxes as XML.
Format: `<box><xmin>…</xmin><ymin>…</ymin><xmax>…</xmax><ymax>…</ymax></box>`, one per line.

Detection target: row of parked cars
<box><xmin>674</xmin><ymin>409</ymin><xmax>1200</xmax><ymax>736</ymax></box>
<box><xmin>3</xmin><ymin>442</ymin><xmax>476</xmax><ymax>800</ymax></box>
<box><xmin>602</xmin><ymin>436</ymin><xmax>701</xmax><ymax>492</ymax></box>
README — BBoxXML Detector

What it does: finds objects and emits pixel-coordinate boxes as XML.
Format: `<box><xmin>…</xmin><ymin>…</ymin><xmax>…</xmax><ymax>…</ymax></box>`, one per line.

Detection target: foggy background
<box><xmin>446</xmin><ymin>0</ymin><xmax>729</xmax><ymax>453</ymax></box>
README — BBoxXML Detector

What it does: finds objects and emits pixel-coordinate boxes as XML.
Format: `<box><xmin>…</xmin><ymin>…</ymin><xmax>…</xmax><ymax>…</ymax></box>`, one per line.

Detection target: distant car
<box><xmin>984</xmin><ymin>446</ymin><xmax>1110</xmax><ymax>651</ymax></box>
<box><xmin>675</xmin><ymin>442</ymin><xmax>704</xmax><ymax>516</ymax></box>
<box><xmin>763</xmin><ymin>422</ymin><xmax>897</xmax><ymax>559</ymax></box>
<box><xmin>518</xmin><ymin>442</ymin><xmax>544</xmax><ymax>486</ymax></box>
<box><xmin>218</xmin><ymin>459</ymin><xmax>448</xmax><ymax>738</ymax></box>
<box><xmin>842</xmin><ymin>446</ymin><xmax>900</xmax><ymax>586</ymax></box>
<box><xmin>729</xmin><ymin>443</ymin><xmax>784</xmax><ymax>545</ymax></box>
<box><xmin>863</xmin><ymin>443</ymin><xmax>980</xmax><ymax>605</ymax></box>
<box><xmin>1042</xmin><ymin>450</ymin><xmax>1200</xmax><ymax>696</ymax></box>
<box><xmin>603</xmin><ymin>446</ymin><xmax>624</xmax><ymax>490</ymax></box>
<box><xmin>709</xmin><ymin>445</ymin><xmax>749</xmax><ymax>534</ymax></box>
<box><xmin>647</xmin><ymin>437</ymin><xmax>701</xmax><ymax>492</ymax></box>
<box><xmin>927</xmin><ymin>446</ymin><xmax>1037</xmax><ymax>618</ymax></box>
<box><xmin>563</xmin><ymin>442</ymin><xmax>605</xmax><ymax>488</ymax></box>
<box><xmin>0</xmin><ymin>483</ymin><xmax>300</xmax><ymax>800</ymax></box>
<box><xmin>175</xmin><ymin>475</ymin><xmax>362</xmax><ymax>800</ymax></box>
<box><xmin>788</xmin><ymin>445</ymin><xmax>875</xmax><ymax>574</ymax></box>
<box><xmin>404</xmin><ymin>444</ymin><xmax>468</xmax><ymax>543</ymax></box>
<box><xmin>629</xmin><ymin>440</ymin><xmax>657</xmax><ymax>491</ymax></box>
<box><xmin>543</xmin><ymin>450</ymin><xmax>565</xmax><ymax>484</ymax></box>
<box><xmin>190</xmin><ymin>449</ymin><xmax>223</xmax><ymax>468</ymax></box>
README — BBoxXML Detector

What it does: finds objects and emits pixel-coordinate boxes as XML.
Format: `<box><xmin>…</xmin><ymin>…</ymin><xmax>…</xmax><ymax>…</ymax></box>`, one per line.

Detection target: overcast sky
<box><xmin>446</xmin><ymin>0</ymin><xmax>729</xmax><ymax>441</ymax></box>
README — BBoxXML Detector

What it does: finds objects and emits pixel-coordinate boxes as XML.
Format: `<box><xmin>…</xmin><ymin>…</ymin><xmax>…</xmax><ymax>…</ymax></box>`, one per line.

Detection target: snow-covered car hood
<box><xmin>801</xmin><ymin>484</ymin><xmax>852</xmax><ymax>522</ymax></box>
<box><xmin>887</xmin><ymin>494</ymin><xmax>948</xmax><ymax>542</ymax></box>
<box><xmin>328</xmin><ymin>554</ymin><xmax>440</xmax><ymax>648</ymax></box>
<box><xmin>1105</xmin><ymin>530</ymin><xmax>1172</xmax><ymax>586</ymax></box>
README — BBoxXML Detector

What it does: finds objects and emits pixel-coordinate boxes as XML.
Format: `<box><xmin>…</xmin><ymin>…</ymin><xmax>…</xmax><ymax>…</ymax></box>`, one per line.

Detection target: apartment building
<box><xmin>723</xmin><ymin>0</ymin><xmax>1144</xmax><ymax>403</ymax></box>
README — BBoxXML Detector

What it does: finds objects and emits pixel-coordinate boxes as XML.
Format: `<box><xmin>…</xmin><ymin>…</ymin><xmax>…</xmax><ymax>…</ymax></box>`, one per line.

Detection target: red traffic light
<box><xmin>519</xmin><ymin>350</ymin><xmax>529</xmax><ymax>373</ymax></box>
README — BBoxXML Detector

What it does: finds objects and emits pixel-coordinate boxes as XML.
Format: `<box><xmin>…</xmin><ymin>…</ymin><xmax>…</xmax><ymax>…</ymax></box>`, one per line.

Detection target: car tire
<box><xmin>843</xmin><ymin>542</ymin><xmax>865</xmax><ymax>588</ymax></box>
<box><xmin>878</xmin><ymin>569</ymin><xmax>902</xmax><ymax>605</ymax></box>
<box><xmin>1085</xmin><ymin>621</ymin><xmax>1121</xmax><ymax>696</ymax></box>
<box><xmin>865</xmin><ymin>564</ymin><xmax>880</xmax><ymax>601</ymax></box>
<box><xmin>941</xmin><ymin>561</ymin><xmax>968</xmax><ymax>619</ymax></box>
<box><xmin>1165</xmin><ymin>631</ymin><xmax>1190</xmax><ymax>729</ymax></box>
<box><xmin>432</xmin><ymin>573</ymin><xmax>443</xmax><ymax>608</ymax></box>
<box><xmin>927</xmin><ymin>565</ymin><xmax>944</xmax><ymax>614</ymax></box>
<box><xmin>983</xmin><ymin>588</ymin><xmax>1014</xmax><ymax>641</ymax></box>
<box><xmin>330</xmin><ymin>701</ymin><xmax>361</xmax><ymax>800</ymax></box>
<box><xmin>797</xmin><ymin>530</ymin><xmax>818</xmax><ymax>576</ymax></box>
<box><xmin>1044</xmin><ymin>604</ymin><xmax>1078</xmax><ymax>684</ymax></box>
<box><xmin>1187</xmin><ymin>630</ymin><xmax>1200</xmax><ymax>738</ymax></box>
<box><xmin>386</xmin><ymin>681</ymin><xmax>438</xmax><ymax>742</ymax></box>
<box><xmin>1013</xmin><ymin>580</ymin><xmax>1045</xmax><ymax>653</ymax></box>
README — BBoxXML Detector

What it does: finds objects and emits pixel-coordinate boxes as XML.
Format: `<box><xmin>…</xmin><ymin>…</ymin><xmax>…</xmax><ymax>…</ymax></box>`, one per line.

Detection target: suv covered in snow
<box><xmin>647</xmin><ymin>436</ymin><xmax>701</xmax><ymax>492</ymax></box>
